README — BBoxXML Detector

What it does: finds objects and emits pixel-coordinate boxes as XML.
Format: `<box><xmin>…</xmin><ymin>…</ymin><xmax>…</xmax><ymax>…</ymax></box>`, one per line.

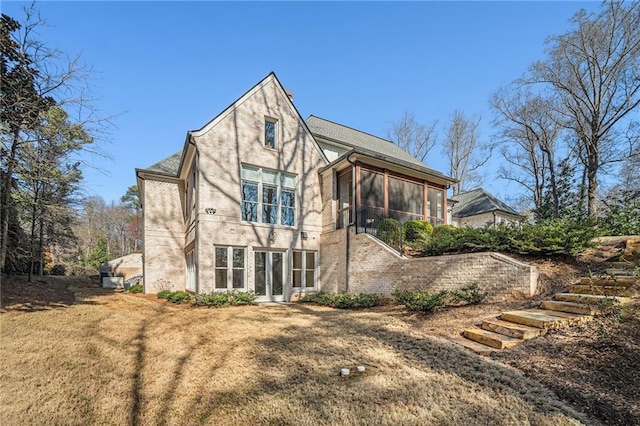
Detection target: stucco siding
<box><xmin>142</xmin><ymin>179</ymin><xmax>185</xmax><ymax>292</ymax></box>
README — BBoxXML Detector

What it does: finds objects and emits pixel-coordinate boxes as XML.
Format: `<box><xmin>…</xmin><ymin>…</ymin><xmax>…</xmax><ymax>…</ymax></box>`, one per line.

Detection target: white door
<box><xmin>254</xmin><ymin>251</ymin><xmax>285</xmax><ymax>302</ymax></box>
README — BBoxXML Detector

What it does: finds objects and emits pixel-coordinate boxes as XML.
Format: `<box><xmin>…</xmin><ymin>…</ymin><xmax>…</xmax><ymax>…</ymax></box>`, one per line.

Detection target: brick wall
<box><xmin>321</xmin><ymin>230</ymin><xmax>538</xmax><ymax>301</ymax></box>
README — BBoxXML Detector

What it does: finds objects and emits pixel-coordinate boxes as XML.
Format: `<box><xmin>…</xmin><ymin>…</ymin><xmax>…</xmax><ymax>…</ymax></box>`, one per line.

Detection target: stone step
<box><xmin>500</xmin><ymin>309</ymin><xmax>593</xmax><ymax>329</ymax></box>
<box><xmin>622</xmin><ymin>240</ymin><xmax>640</xmax><ymax>262</ymax></box>
<box><xmin>609</xmin><ymin>261</ymin><xmax>638</xmax><ymax>269</ymax></box>
<box><xmin>570</xmin><ymin>285</ymin><xmax>636</xmax><ymax>297</ymax></box>
<box><xmin>554</xmin><ymin>293</ymin><xmax>633</xmax><ymax>305</ymax></box>
<box><xmin>605</xmin><ymin>268</ymin><xmax>637</xmax><ymax>276</ymax></box>
<box><xmin>481</xmin><ymin>319</ymin><xmax>544</xmax><ymax>340</ymax></box>
<box><xmin>450</xmin><ymin>336</ymin><xmax>496</xmax><ymax>356</ymax></box>
<box><xmin>579</xmin><ymin>277</ymin><xmax>637</xmax><ymax>287</ymax></box>
<box><xmin>463</xmin><ymin>329</ymin><xmax>523</xmax><ymax>350</ymax></box>
<box><xmin>540</xmin><ymin>300</ymin><xmax>600</xmax><ymax>316</ymax></box>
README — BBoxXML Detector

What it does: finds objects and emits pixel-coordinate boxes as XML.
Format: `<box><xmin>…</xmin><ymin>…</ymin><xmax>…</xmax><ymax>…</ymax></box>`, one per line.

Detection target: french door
<box><xmin>254</xmin><ymin>250</ymin><xmax>285</xmax><ymax>302</ymax></box>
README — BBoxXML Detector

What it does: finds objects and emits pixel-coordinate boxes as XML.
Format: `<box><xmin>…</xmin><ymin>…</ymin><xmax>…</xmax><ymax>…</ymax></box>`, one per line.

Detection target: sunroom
<box><xmin>321</xmin><ymin>148</ymin><xmax>457</xmax><ymax>233</ymax></box>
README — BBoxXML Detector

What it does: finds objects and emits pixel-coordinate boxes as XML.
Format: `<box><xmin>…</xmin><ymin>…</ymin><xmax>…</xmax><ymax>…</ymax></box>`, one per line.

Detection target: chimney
<box><xmin>284</xmin><ymin>88</ymin><xmax>294</xmax><ymax>103</ymax></box>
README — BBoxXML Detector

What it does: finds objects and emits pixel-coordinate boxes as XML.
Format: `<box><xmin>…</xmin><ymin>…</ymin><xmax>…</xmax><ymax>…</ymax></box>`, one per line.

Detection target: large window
<box><xmin>214</xmin><ymin>246</ymin><xmax>246</xmax><ymax>290</ymax></box>
<box><xmin>241</xmin><ymin>166</ymin><xmax>296</xmax><ymax>226</ymax></box>
<box><xmin>292</xmin><ymin>250</ymin><xmax>317</xmax><ymax>289</ymax></box>
<box><xmin>265</xmin><ymin>118</ymin><xmax>277</xmax><ymax>149</ymax></box>
<box><xmin>336</xmin><ymin>170</ymin><xmax>352</xmax><ymax>229</ymax></box>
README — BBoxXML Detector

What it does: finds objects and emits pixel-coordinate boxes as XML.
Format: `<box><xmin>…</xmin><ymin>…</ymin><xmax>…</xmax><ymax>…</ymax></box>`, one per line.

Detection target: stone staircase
<box><xmin>453</xmin><ymin>257</ymin><xmax>639</xmax><ymax>355</ymax></box>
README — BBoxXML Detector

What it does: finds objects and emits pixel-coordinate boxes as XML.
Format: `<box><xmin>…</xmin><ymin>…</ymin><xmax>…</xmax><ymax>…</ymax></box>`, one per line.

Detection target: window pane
<box><xmin>242</xmin><ymin>181</ymin><xmax>258</xmax><ymax>201</ymax></box>
<box><xmin>293</xmin><ymin>270</ymin><xmax>302</xmax><ymax>288</ymax></box>
<box><xmin>254</xmin><ymin>252</ymin><xmax>266</xmax><ymax>296</ymax></box>
<box><xmin>281</xmin><ymin>174</ymin><xmax>296</xmax><ymax>188</ymax></box>
<box><xmin>215</xmin><ymin>270</ymin><xmax>227</xmax><ymax>289</ymax></box>
<box><xmin>293</xmin><ymin>252</ymin><xmax>302</xmax><ymax>269</ymax></box>
<box><xmin>305</xmin><ymin>271</ymin><xmax>315</xmax><ymax>288</ymax></box>
<box><xmin>232</xmin><ymin>269</ymin><xmax>244</xmax><ymax>289</ymax></box>
<box><xmin>232</xmin><ymin>248</ymin><xmax>244</xmax><ymax>268</ymax></box>
<box><xmin>262</xmin><ymin>185</ymin><xmax>277</xmax><ymax>204</ymax></box>
<box><xmin>272</xmin><ymin>253</ymin><xmax>283</xmax><ymax>296</ymax></box>
<box><xmin>281</xmin><ymin>189</ymin><xmax>295</xmax><ymax>208</ymax></box>
<box><xmin>306</xmin><ymin>252</ymin><xmax>315</xmax><ymax>269</ymax></box>
<box><xmin>263</xmin><ymin>170</ymin><xmax>278</xmax><ymax>184</ymax></box>
<box><xmin>242</xmin><ymin>166</ymin><xmax>259</xmax><ymax>180</ymax></box>
<box><xmin>263</xmin><ymin>205</ymin><xmax>277</xmax><ymax>224</ymax></box>
<box><xmin>242</xmin><ymin>202</ymin><xmax>258</xmax><ymax>222</ymax></box>
<box><xmin>215</xmin><ymin>248</ymin><xmax>227</xmax><ymax>267</ymax></box>
<box><xmin>265</xmin><ymin>120</ymin><xmax>276</xmax><ymax>148</ymax></box>
<box><xmin>281</xmin><ymin>207</ymin><xmax>295</xmax><ymax>226</ymax></box>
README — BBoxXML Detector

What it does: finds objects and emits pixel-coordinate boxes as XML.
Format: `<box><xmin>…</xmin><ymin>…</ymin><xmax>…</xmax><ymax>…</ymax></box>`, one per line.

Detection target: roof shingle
<box><xmin>450</xmin><ymin>188</ymin><xmax>520</xmax><ymax>218</ymax></box>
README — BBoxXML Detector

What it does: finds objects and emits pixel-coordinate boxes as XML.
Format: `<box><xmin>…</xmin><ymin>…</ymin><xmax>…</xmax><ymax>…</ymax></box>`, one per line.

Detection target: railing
<box><xmin>357</xmin><ymin>209</ymin><xmax>404</xmax><ymax>254</ymax></box>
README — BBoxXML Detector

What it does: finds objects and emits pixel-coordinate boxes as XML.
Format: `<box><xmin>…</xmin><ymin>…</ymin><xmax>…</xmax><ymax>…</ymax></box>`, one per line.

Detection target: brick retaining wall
<box><xmin>320</xmin><ymin>229</ymin><xmax>538</xmax><ymax>302</ymax></box>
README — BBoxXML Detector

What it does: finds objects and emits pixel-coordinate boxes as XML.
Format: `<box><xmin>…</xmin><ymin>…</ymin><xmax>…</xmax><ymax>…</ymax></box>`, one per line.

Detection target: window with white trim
<box><xmin>264</xmin><ymin>118</ymin><xmax>277</xmax><ymax>149</ymax></box>
<box><xmin>292</xmin><ymin>250</ymin><xmax>317</xmax><ymax>289</ymax></box>
<box><xmin>214</xmin><ymin>246</ymin><xmax>246</xmax><ymax>290</ymax></box>
<box><xmin>241</xmin><ymin>165</ymin><xmax>296</xmax><ymax>226</ymax></box>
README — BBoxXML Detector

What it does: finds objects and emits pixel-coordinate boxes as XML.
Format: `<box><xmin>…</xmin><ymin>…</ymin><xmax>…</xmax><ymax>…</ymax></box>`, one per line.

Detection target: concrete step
<box><xmin>450</xmin><ymin>336</ymin><xmax>496</xmax><ymax>356</ymax></box>
<box><xmin>579</xmin><ymin>277</ymin><xmax>637</xmax><ymax>287</ymax></box>
<box><xmin>570</xmin><ymin>285</ymin><xmax>636</xmax><ymax>297</ymax></box>
<box><xmin>540</xmin><ymin>300</ymin><xmax>600</xmax><ymax>316</ymax></box>
<box><xmin>481</xmin><ymin>319</ymin><xmax>544</xmax><ymax>340</ymax></box>
<box><xmin>500</xmin><ymin>309</ymin><xmax>593</xmax><ymax>329</ymax></box>
<box><xmin>554</xmin><ymin>293</ymin><xmax>633</xmax><ymax>305</ymax></box>
<box><xmin>463</xmin><ymin>329</ymin><xmax>523</xmax><ymax>350</ymax></box>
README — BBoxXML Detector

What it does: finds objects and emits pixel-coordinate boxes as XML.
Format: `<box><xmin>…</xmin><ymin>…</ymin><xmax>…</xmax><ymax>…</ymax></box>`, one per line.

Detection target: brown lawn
<box><xmin>0</xmin><ymin>277</ymin><xmax>588</xmax><ymax>426</ymax></box>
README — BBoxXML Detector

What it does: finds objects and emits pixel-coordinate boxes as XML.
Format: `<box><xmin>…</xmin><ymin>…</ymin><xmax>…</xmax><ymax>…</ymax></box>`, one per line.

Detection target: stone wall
<box><xmin>321</xmin><ymin>229</ymin><xmax>538</xmax><ymax>301</ymax></box>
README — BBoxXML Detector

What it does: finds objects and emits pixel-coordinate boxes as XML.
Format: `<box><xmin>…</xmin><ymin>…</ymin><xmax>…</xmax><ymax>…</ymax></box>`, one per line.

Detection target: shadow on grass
<box><xmin>0</xmin><ymin>274</ymin><xmax>118</xmax><ymax>313</ymax></box>
<box><xmin>175</xmin><ymin>304</ymin><xmax>589</xmax><ymax>425</ymax></box>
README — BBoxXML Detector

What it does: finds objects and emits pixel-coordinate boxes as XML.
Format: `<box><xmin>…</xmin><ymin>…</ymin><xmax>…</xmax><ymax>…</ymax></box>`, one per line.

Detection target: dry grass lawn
<box><xmin>0</xmin><ymin>280</ymin><xmax>589</xmax><ymax>426</ymax></box>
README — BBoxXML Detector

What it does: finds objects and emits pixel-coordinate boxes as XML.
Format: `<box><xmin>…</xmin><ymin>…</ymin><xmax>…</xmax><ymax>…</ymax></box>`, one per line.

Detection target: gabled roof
<box><xmin>307</xmin><ymin>115</ymin><xmax>454</xmax><ymax>182</ymax></box>
<box><xmin>140</xmin><ymin>151</ymin><xmax>182</xmax><ymax>176</ymax></box>
<box><xmin>450</xmin><ymin>188</ymin><xmax>521</xmax><ymax>218</ymax></box>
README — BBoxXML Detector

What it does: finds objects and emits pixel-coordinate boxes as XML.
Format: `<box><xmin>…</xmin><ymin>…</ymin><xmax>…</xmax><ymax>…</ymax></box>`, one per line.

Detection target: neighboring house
<box><xmin>135</xmin><ymin>72</ymin><xmax>494</xmax><ymax>301</ymax></box>
<box><xmin>450</xmin><ymin>188</ymin><xmax>524</xmax><ymax>228</ymax></box>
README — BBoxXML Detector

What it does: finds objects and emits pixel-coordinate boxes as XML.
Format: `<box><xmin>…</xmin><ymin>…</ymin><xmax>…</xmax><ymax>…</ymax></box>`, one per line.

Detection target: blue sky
<box><xmin>3</xmin><ymin>1</ymin><xmax>600</xmax><ymax>204</ymax></box>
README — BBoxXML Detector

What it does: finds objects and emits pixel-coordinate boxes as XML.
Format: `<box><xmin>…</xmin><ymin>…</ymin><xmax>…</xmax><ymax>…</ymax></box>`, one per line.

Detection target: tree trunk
<box><xmin>38</xmin><ymin>215</ymin><xmax>44</xmax><ymax>276</ymax></box>
<box><xmin>1</xmin><ymin>130</ymin><xmax>21</xmax><ymax>271</ymax></box>
<box><xmin>28</xmin><ymin>195</ymin><xmax>38</xmax><ymax>282</ymax></box>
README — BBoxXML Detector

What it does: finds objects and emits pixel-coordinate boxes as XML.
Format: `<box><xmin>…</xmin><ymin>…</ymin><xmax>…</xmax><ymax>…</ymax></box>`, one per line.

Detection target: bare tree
<box><xmin>491</xmin><ymin>88</ymin><xmax>562</xmax><ymax>217</ymax></box>
<box><xmin>387</xmin><ymin>111</ymin><xmax>437</xmax><ymax>162</ymax></box>
<box><xmin>525</xmin><ymin>1</ymin><xmax>640</xmax><ymax>216</ymax></box>
<box><xmin>442</xmin><ymin>110</ymin><xmax>489</xmax><ymax>195</ymax></box>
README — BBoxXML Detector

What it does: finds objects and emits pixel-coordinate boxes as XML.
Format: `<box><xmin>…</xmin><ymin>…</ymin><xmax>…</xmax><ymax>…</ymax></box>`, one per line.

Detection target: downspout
<box><xmin>136</xmin><ymin>172</ymin><xmax>146</xmax><ymax>293</ymax></box>
<box><xmin>188</xmin><ymin>136</ymin><xmax>200</xmax><ymax>293</ymax></box>
<box><xmin>493</xmin><ymin>211</ymin><xmax>497</xmax><ymax>228</ymax></box>
<box><xmin>345</xmin><ymin>153</ymin><xmax>357</xmax><ymax>293</ymax></box>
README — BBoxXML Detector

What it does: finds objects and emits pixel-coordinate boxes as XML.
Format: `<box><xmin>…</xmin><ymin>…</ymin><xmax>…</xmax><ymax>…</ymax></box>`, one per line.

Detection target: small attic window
<box><xmin>265</xmin><ymin>118</ymin><xmax>277</xmax><ymax>149</ymax></box>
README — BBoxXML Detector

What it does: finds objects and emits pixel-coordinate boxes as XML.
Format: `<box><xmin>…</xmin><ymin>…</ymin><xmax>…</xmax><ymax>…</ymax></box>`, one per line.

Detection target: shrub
<box><xmin>129</xmin><ymin>284</ymin><xmax>143</xmax><ymax>293</ymax></box>
<box><xmin>157</xmin><ymin>290</ymin><xmax>172</xmax><ymax>299</ymax></box>
<box><xmin>403</xmin><ymin>220</ymin><xmax>433</xmax><ymax>243</ymax></box>
<box><xmin>450</xmin><ymin>284</ymin><xmax>487</xmax><ymax>305</ymax></box>
<box><xmin>393</xmin><ymin>289</ymin><xmax>449</xmax><ymax>313</ymax></box>
<box><xmin>376</xmin><ymin>218</ymin><xmax>403</xmax><ymax>247</ymax></box>
<box><xmin>192</xmin><ymin>291</ymin><xmax>257</xmax><ymax>307</ymax></box>
<box><xmin>302</xmin><ymin>291</ymin><xmax>385</xmax><ymax>309</ymax></box>
<box><xmin>50</xmin><ymin>264</ymin><xmax>66</xmax><ymax>276</ymax></box>
<box><xmin>167</xmin><ymin>291</ymin><xmax>191</xmax><ymax>304</ymax></box>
